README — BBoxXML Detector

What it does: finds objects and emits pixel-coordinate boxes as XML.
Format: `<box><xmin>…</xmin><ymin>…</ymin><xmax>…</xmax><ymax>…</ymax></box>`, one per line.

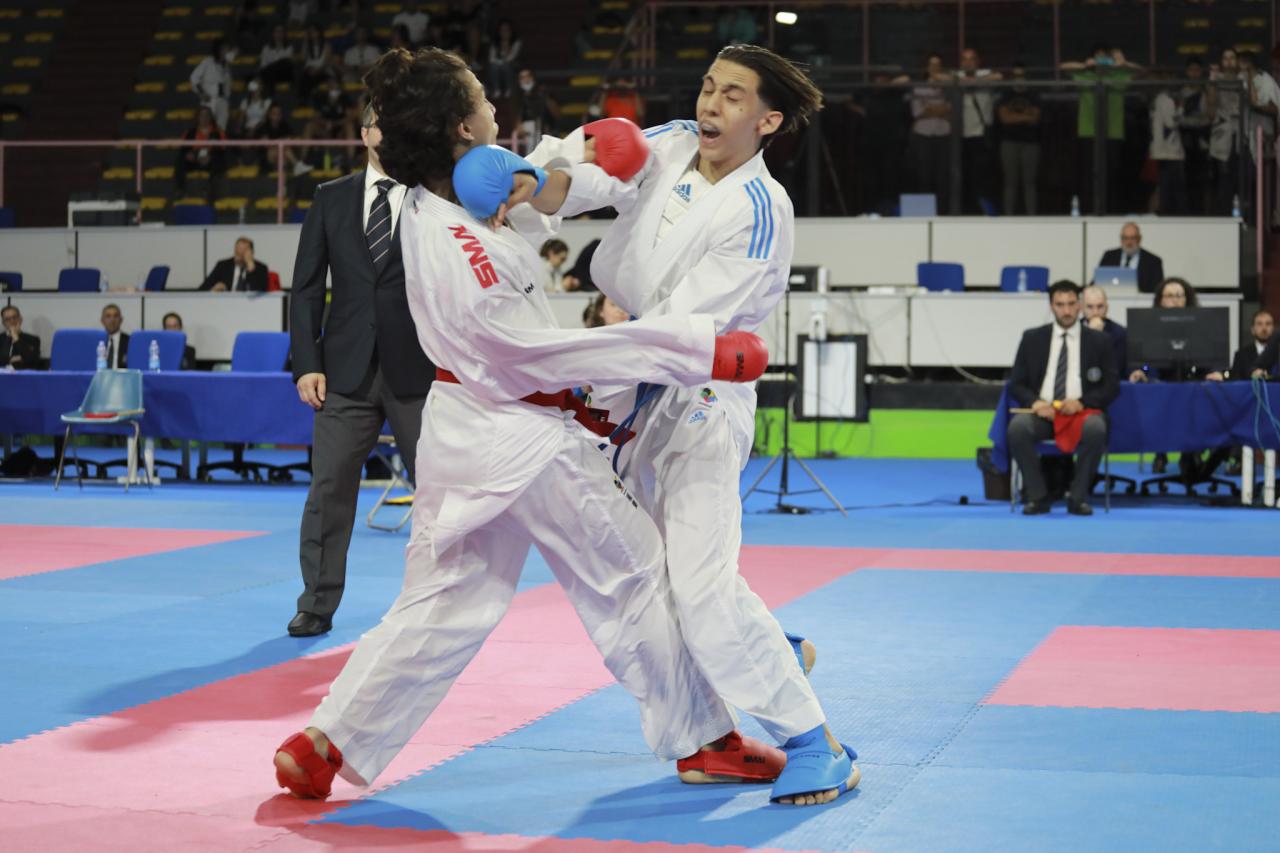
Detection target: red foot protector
<box><xmin>676</xmin><ymin>731</ymin><xmax>785</xmax><ymax>783</ymax></box>
<box><xmin>274</xmin><ymin>732</ymin><xmax>344</xmax><ymax>799</ymax></box>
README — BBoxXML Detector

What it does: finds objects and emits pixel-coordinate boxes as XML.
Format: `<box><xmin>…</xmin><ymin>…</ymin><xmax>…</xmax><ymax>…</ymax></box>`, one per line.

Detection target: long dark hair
<box><xmin>364</xmin><ymin>47</ymin><xmax>476</xmax><ymax>188</ymax></box>
<box><xmin>714</xmin><ymin>44</ymin><xmax>823</xmax><ymax>142</ymax></box>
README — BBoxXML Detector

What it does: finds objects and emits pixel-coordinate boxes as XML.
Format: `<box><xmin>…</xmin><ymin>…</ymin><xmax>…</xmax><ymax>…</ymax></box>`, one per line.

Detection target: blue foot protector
<box><xmin>784</xmin><ymin>632</ymin><xmax>812</xmax><ymax>674</ymax></box>
<box><xmin>770</xmin><ymin>724</ymin><xmax>859</xmax><ymax>803</ymax></box>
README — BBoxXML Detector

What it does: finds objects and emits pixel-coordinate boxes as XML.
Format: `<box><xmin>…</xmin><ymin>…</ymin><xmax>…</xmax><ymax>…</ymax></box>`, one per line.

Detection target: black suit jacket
<box><xmin>1097</xmin><ymin>247</ymin><xmax>1164</xmax><ymax>294</ymax></box>
<box><xmin>1257</xmin><ymin>332</ymin><xmax>1280</xmax><ymax>377</ymax></box>
<box><xmin>289</xmin><ymin>170</ymin><xmax>433</xmax><ymax>397</ymax></box>
<box><xmin>1098</xmin><ymin>317</ymin><xmax>1128</xmax><ymax>375</ymax></box>
<box><xmin>107</xmin><ymin>332</ymin><xmax>129</xmax><ymax>369</ymax></box>
<box><xmin>180</xmin><ymin>344</ymin><xmax>197</xmax><ymax>371</ymax></box>
<box><xmin>1</xmin><ymin>331</ymin><xmax>41</xmax><ymax>369</ymax></box>
<box><xmin>199</xmin><ymin>258</ymin><xmax>269</xmax><ymax>292</ymax></box>
<box><xmin>1010</xmin><ymin>323</ymin><xmax>1121</xmax><ymax>410</ymax></box>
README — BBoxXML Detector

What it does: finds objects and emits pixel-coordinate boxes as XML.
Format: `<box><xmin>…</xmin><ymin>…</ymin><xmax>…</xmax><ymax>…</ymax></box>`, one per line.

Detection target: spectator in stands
<box><xmin>1</xmin><ymin>305</ymin><xmax>40</xmax><ymax>370</ymax></box>
<box><xmin>1007</xmin><ymin>280</ymin><xmax>1119</xmax><ymax>515</ymax></box>
<box><xmin>393</xmin><ymin>1</ymin><xmax>431</xmax><ymax>46</ymax></box>
<box><xmin>101</xmin><ymin>304</ymin><xmax>129</xmax><ymax>369</ymax></box>
<box><xmin>342</xmin><ymin>26</ymin><xmax>380</xmax><ymax>81</ymax></box>
<box><xmin>200</xmin><ymin>236</ymin><xmax>269</xmax><ymax>292</ymax></box>
<box><xmin>1239</xmin><ymin>52</ymin><xmax>1280</xmax><ymax>225</ymax></box>
<box><xmin>1209</xmin><ymin>49</ymin><xmax>1243</xmax><ymax>215</ymax></box>
<box><xmin>1061</xmin><ymin>45</ymin><xmax>1142</xmax><ymax>214</ymax></box>
<box><xmin>908</xmin><ymin>53</ymin><xmax>952</xmax><ymax>212</ymax></box>
<box><xmin>957</xmin><ymin>47</ymin><xmax>1000</xmax><ymax>213</ymax></box>
<box><xmin>539</xmin><ymin>238</ymin><xmax>569</xmax><ymax>292</ymax></box>
<box><xmin>299</xmin><ymin>24</ymin><xmax>335</xmax><ymax>97</ymax></box>
<box><xmin>1097</xmin><ymin>222</ymin><xmax>1164</xmax><ymax>294</ymax></box>
<box><xmin>388</xmin><ymin>24</ymin><xmax>412</xmax><ymax>53</ymax></box>
<box><xmin>287</xmin><ymin>0</ymin><xmax>318</xmax><ymax>26</ymax></box>
<box><xmin>161</xmin><ymin>312</ymin><xmax>197</xmax><ymax>370</ymax></box>
<box><xmin>1180</xmin><ymin>58</ymin><xmax>1212</xmax><ymax>214</ymax></box>
<box><xmin>237</xmin><ymin>75</ymin><xmax>273</xmax><ymax>138</ymax></box>
<box><xmin>190</xmin><ymin>38</ymin><xmax>235</xmax><ymax>130</ymax></box>
<box><xmin>997</xmin><ymin>62</ymin><xmax>1041</xmax><ymax>215</ymax></box>
<box><xmin>1082</xmin><ymin>284</ymin><xmax>1127</xmax><ymax>377</ymax></box>
<box><xmin>174</xmin><ymin>106</ymin><xmax>227</xmax><ymax>203</ymax></box>
<box><xmin>301</xmin><ymin>72</ymin><xmax>357</xmax><ymax>171</ymax></box>
<box><xmin>1150</xmin><ymin>74</ymin><xmax>1187</xmax><ymax>215</ymax></box>
<box><xmin>602</xmin><ymin>77</ymin><xmax>645</xmax><ymax>125</ymax></box>
<box><xmin>259</xmin><ymin>24</ymin><xmax>296</xmax><ymax>90</ymax></box>
<box><xmin>258</xmin><ymin>103</ymin><xmax>299</xmax><ymax>173</ymax></box>
<box><xmin>583</xmin><ymin>293</ymin><xmax>630</xmax><ymax>328</ymax></box>
<box><xmin>487</xmin><ymin>20</ymin><xmax>521</xmax><ymax>98</ymax></box>
<box><xmin>562</xmin><ymin>239</ymin><xmax>601</xmax><ymax>291</ymax></box>
<box><xmin>716</xmin><ymin>9</ymin><xmax>758</xmax><ymax>46</ymax></box>
<box><xmin>513</xmin><ymin>68</ymin><xmax>559</xmax><ymax>153</ymax></box>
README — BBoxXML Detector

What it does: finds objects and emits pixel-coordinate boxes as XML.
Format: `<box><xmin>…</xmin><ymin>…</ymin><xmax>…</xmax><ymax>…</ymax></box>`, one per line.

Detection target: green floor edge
<box><xmin>755</xmin><ymin>408</ymin><xmax>992</xmax><ymax>459</ymax></box>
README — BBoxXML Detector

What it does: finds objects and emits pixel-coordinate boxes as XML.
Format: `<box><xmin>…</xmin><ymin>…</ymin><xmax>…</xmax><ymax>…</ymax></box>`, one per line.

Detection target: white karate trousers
<box><xmin>623</xmin><ymin>385</ymin><xmax>827</xmax><ymax>743</ymax></box>
<box><xmin>310</xmin><ymin>419</ymin><xmax>736</xmax><ymax>786</ymax></box>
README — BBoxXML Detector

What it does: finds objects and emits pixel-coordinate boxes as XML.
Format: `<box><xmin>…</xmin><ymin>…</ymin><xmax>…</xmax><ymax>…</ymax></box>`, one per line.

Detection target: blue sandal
<box><xmin>770</xmin><ymin>725</ymin><xmax>860</xmax><ymax>804</ymax></box>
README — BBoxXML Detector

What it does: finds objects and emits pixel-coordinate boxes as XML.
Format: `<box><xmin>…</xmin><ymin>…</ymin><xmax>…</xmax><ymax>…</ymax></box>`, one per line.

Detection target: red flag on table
<box><xmin>1054</xmin><ymin>409</ymin><xmax>1103</xmax><ymax>453</ymax></box>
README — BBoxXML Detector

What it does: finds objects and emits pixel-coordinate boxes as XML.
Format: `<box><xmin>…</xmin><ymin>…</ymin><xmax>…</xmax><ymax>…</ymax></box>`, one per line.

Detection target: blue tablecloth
<box><xmin>0</xmin><ymin>371</ymin><xmax>314</xmax><ymax>444</ymax></box>
<box><xmin>988</xmin><ymin>381</ymin><xmax>1280</xmax><ymax>472</ymax></box>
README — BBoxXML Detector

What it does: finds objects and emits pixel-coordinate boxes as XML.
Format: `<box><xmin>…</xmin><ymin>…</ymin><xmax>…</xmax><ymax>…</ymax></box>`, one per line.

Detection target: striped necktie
<box><xmin>366</xmin><ymin>178</ymin><xmax>396</xmax><ymax>271</ymax></box>
<box><xmin>1054</xmin><ymin>332</ymin><xmax>1069</xmax><ymax>401</ymax></box>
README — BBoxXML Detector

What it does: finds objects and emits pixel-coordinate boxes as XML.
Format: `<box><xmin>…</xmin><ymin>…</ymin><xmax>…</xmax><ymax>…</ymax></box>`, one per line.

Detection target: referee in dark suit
<box><xmin>287</xmin><ymin>103</ymin><xmax>433</xmax><ymax>637</ymax></box>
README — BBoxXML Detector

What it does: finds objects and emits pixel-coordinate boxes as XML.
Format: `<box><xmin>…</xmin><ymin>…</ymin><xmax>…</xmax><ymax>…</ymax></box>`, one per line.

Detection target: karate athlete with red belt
<box><xmin>272</xmin><ymin>47</ymin><xmax>771</xmax><ymax>802</ymax></box>
<box><xmin>524</xmin><ymin>44</ymin><xmax>858</xmax><ymax>806</ymax></box>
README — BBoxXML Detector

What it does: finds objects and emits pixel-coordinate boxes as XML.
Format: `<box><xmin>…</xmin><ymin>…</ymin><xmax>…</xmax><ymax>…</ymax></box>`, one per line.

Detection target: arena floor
<box><xmin>1</xmin><ymin>458</ymin><xmax>1276</xmax><ymax>852</ymax></box>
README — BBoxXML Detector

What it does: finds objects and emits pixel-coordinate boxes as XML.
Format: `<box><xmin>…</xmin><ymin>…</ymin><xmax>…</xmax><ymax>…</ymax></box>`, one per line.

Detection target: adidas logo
<box><xmin>675</xmin><ymin>183</ymin><xmax>692</xmax><ymax>202</ymax></box>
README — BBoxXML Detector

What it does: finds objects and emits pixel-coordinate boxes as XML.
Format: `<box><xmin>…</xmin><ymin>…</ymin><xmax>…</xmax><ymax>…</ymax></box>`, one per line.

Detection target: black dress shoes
<box><xmin>1022</xmin><ymin>500</ymin><xmax>1050</xmax><ymax>516</ymax></box>
<box><xmin>1067</xmin><ymin>500</ymin><xmax>1094</xmax><ymax>517</ymax></box>
<box><xmin>288</xmin><ymin>612</ymin><xmax>333</xmax><ymax>637</ymax></box>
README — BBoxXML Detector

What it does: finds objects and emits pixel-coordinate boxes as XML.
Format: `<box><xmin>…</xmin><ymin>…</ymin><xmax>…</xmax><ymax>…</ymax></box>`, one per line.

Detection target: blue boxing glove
<box><xmin>452</xmin><ymin>144</ymin><xmax>547</xmax><ymax>220</ymax></box>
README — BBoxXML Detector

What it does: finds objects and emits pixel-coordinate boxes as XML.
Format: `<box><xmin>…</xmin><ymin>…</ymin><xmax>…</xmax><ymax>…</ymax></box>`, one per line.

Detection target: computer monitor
<box><xmin>1127</xmin><ymin>307</ymin><xmax>1229</xmax><ymax>374</ymax></box>
<box><xmin>1093</xmin><ymin>265</ymin><xmax>1138</xmax><ymax>288</ymax></box>
<box><xmin>788</xmin><ymin>265</ymin><xmax>829</xmax><ymax>293</ymax></box>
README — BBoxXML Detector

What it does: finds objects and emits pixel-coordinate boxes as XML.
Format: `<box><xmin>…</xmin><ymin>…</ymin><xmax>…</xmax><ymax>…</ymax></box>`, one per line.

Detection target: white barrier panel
<box><xmin>930</xmin><ymin>218</ymin><xmax>1085</xmax><ymax>286</ymax></box>
<box><xmin>0</xmin><ymin>228</ymin><xmax>77</xmax><ymax>290</ymax></box>
<box><xmin>1084</xmin><ymin>217</ymin><xmax>1240</xmax><ymax>289</ymax></box>
<box><xmin>16</xmin><ymin>293</ymin><xmax>146</xmax><ymax>352</ymax></box>
<box><xmin>141</xmin><ymin>292</ymin><xmax>288</xmax><ymax>360</ymax></box>
<box><xmin>77</xmin><ymin>226</ymin><xmax>206</xmax><ymax>291</ymax></box>
<box><xmin>793</xmin><ymin>219</ymin><xmax>930</xmax><ymax>286</ymax></box>
<box><xmin>758</xmin><ymin>292</ymin><xmax>909</xmax><ymax>367</ymax></box>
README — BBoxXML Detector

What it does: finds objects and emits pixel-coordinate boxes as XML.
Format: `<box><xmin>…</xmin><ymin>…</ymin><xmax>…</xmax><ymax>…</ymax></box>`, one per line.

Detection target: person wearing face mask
<box><xmin>175</xmin><ymin>106</ymin><xmax>227</xmax><ymax>203</ymax></box>
<box><xmin>512</xmin><ymin>67</ymin><xmax>558</xmax><ymax>154</ymax></box>
<box><xmin>1061</xmin><ymin>44</ymin><xmax>1143</xmax><ymax>213</ymax></box>
<box><xmin>190</xmin><ymin>38</ymin><xmax>235</xmax><ymax>130</ymax></box>
<box><xmin>996</xmin><ymin>62</ymin><xmax>1042</xmax><ymax>214</ymax></box>
<box><xmin>237</xmin><ymin>75</ymin><xmax>273</xmax><ymax>139</ymax></box>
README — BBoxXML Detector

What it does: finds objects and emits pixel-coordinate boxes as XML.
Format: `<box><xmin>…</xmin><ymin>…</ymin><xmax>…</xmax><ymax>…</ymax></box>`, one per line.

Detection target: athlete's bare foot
<box><xmin>774</xmin><ymin>726</ymin><xmax>859</xmax><ymax>806</ymax></box>
<box><xmin>799</xmin><ymin>638</ymin><xmax>816</xmax><ymax>675</ymax></box>
<box><xmin>274</xmin><ymin>726</ymin><xmax>332</xmax><ymax>798</ymax></box>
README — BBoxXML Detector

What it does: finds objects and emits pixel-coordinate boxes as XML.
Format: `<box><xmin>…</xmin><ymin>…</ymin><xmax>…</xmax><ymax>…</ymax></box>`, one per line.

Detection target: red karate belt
<box><xmin>1053</xmin><ymin>408</ymin><xmax>1103</xmax><ymax>453</ymax></box>
<box><xmin>435</xmin><ymin>368</ymin><xmax>635</xmax><ymax>445</ymax></box>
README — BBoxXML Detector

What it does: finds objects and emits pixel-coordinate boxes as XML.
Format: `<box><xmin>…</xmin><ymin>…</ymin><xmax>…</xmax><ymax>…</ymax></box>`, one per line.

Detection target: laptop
<box><xmin>1093</xmin><ymin>265</ymin><xmax>1138</xmax><ymax>288</ymax></box>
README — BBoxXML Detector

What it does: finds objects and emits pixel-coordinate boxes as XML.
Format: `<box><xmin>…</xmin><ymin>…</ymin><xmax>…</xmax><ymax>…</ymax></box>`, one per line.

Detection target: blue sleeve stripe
<box><xmin>745</xmin><ymin>181</ymin><xmax>763</xmax><ymax>258</ymax></box>
<box><xmin>643</xmin><ymin>124</ymin><xmax>674</xmax><ymax>138</ymax></box>
<box><xmin>644</xmin><ymin>120</ymin><xmax>697</xmax><ymax>138</ymax></box>
<box><xmin>755</xmin><ymin>178</ymin><xmax>775</xmax><ymax>258</ymax></box>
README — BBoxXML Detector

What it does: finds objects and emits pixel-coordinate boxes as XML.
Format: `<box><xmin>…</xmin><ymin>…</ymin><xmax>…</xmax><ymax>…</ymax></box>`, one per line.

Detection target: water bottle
<box><xmin>95</xmin><ymin>340</ymin><xmax>107</xmax><ymax>371</ymax></box>
<box><xmin>1016</xmin><ymin>268</ymin><xmax>1028</xmax><ymax>293</ymax></box>
<box><xmin>1232</xmin><ymin>194</ymin><xmax>1241</xmax><ymax>218</ymax></box>
<box><xmin>148</xmin><ymin>339</ymin><xmax>160</xmax><ymax>372</ymax></box>
<box><xmin>1070</xmin><ymin>195</ymin><xmax>1081</xmax><ymax>217</ymax></box>
<box><xmin>98</xmin><ymin>271</ymin><xmax>108</xmax><ymax>292</ymax></box>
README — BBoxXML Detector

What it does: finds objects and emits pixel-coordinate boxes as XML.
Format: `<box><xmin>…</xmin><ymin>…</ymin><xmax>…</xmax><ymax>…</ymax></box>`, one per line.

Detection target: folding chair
<box><xmin>366</xmin><ymin>434</ymin><xmax>414</xmax><ymax>532</ymax></box>
<box><xmin>55</xmin><ymin>369</ymin><xmax>150</xmax><ymax>492</ymax></box>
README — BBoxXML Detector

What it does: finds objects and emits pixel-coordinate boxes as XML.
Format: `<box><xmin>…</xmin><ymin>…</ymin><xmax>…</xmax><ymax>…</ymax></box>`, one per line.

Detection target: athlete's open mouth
<box><xmin>698</xmin><ymin>122</ymin><xmax>721</xmax><ymax>141</ymax></box>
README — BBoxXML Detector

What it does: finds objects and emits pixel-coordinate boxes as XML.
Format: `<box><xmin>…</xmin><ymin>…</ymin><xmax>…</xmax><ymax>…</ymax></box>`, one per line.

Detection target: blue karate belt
<box><xmin>609</xmin><ymin>382</ymin><xmax>665</xmax><ymax>473</ymax></box>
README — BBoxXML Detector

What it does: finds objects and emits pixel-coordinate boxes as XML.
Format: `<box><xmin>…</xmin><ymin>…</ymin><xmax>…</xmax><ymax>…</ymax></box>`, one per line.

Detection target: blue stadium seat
<box><xmin>58</xmin><ymin>268</ymin><xmax>101</xmax><ymax>292</ymax></box>
<box><xmin>49</xmin><ymin>329</ymin><xmax>106</xmax><ymax>370</ymax></box>
<box><xmin>0</xmin><ymin>208</ymin><xmax>14</xmax><ymax>228</ymax></box>
<box><xmin>999</xmin><ymin>265</ymin><xmax>1050</xmax><ymax>293</ymax></box>
<box><xmin>126</xmin><ymin>330</ymin><xmax>186</xmax><ymax>371</ymax></box>
<box><xmin>172</xmin><ymin>204</ymin><xmax>216</xmax><ymax>225</ymax></box>
<box><xmin>0</xmin><ymin>271</ymin><xmax>21</xmax><ymax>292</ymax></box>
<box><xmin>917</xmin><ymin>262</ymin><xmax>965</xmax><ymax>292</ymax></box>
<box><xmin>142</xmin><ymin>265</ymin><xmax>170</xmax><ymax>291</ymax></box>
<box><xmin>230</xmin><ymin>331</ymin><xmax>291</xmax><ymax>372</ymax></box>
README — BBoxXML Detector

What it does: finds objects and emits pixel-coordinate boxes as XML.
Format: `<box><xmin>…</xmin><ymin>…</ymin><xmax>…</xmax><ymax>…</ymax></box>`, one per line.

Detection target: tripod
<box><xmin>741</xmin><ymin>287</ymin><xmax>847</xmax><ymax>515</ymax></box>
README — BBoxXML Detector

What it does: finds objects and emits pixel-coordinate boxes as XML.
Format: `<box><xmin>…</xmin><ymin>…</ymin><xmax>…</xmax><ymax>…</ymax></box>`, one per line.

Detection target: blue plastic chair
<box><xmin>0</xmin><ymin>208</ymin><xmax>14</xmax><ymax>228</ymax></box>
<box><xmin>55</xmin><ymin>369</ymin><xmax>150</xmax><ymax>491</ymax></box>
<box><xmin>172</xmin><ymin>204</ymin><xmax>216</xmax><ymax>225</ymax></box>
<box><xmin>143</xmin><ymin>265</ymin><xmax>170</xmax><ymax>291</ymax></box>
<box><xmin>58</xmin><ymin>268</ymin><xmax>102</xmax><ymax>292</ymax></box>
<box><xmin>49</xmin><ymin>329</ymin><xmax>107</xmax><ymax>370</ymax></box>
<box><xmin>288</xmin><ymin>207</ymin><xmax>309</xmax><ymax>224</ymax></box>
<box><xmin>197</xmin><ymin>332</ymin><xmax>293</xmax><ymax>482</ymax></box>
<box><xmin>999</xmin><ymin>265</ymin><xmax>1050</xmax><ymax>293</ymax></box>
<box><xmin>126</xmin><ymin>330</ymin><xmax>186</xmax><ymax>371</ymax></box>
<box><xmin>917</xmin><ymin>262</ymin><xmax>965</xmax><ymax>292</ymax></box>
<box><xmin>0</xmin><ymin>271</ymin><xmax>21</xmax><ymax>292</ymax></box>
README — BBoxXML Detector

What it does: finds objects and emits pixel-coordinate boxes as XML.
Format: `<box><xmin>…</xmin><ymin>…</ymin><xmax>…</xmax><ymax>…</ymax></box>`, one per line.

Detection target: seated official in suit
<box><xmin>1007</xmin><ymin>279</ymin><xmax>1120</xmax><ymax>516</ymax></box>
<box><xmin>1207</xmin><ymin>309</ymin><xmax>1274</xmax><ymax>382</ymax></box>
<box><xmin>1</xmin><ymin>305</ymin><xmax>41</xmax><ymax>369</ymax></box>
<box><xmin>1253</xmin><ymin>327</ymin><xmax>1280</xmax><ymax>379</ymax></box>
<box><xmin>162</xmin><ymin>312</ymin><xmax>198</xmax><ymax>370</ymax></box>
<box><xmin>1081</xmin><ymin>285</ymin><xmax>1127</xmax><ymax>377</ymax></box>
<box><xmin>200</xmin><ymin>236</ymin><xmax>269</xmax><ymax>292</ymax></box>
<box><xmin>101</xmin><ymin>303</ymin><xmax>129</xmax><ymax>369</ymax></box>
<box><xmin>1097</xmin><ymin>221</ymin><xmax>1164</xmax><ymax>294</ymax></box>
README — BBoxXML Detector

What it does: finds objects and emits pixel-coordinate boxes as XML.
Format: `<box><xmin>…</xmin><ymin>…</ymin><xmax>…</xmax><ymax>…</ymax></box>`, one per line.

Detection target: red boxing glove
<box><xmin>583</xmin><ymin>117</ymin><xmax>649</xmax><ymax>181</ymax></box>
<box><xmin>711</xmin><ymin>331</ymin><xmax>768</xmax><ymax>383</ymax></box>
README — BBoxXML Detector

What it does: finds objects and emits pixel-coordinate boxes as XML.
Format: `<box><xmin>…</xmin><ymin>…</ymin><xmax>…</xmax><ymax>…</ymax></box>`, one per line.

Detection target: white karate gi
<box><xmin>310</xmin><ymin>179</ymin><xmax>736</xmax><ymax>786</ymax></box>
<box><xmin>529</xmin><ymin>121</ymin><xmax>826</xmax><ymax>742</ymax></box>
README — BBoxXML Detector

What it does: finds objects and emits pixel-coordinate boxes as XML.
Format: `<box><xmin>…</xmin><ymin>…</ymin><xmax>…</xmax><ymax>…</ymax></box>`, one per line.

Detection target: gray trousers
<box><xmin>297</xmin><ymin>362</ymin><xmax>426</xmax><ymax>617</ymax></box>
<box><xmin>1007</xmin><ymin>412</ymin><xmax>1106</xmax><ymax>504</ymax></box>
<box><xmin>1001</xmin><ymin>140</ymin><xmax>1040</xmax><ymax>215</ymax></box>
